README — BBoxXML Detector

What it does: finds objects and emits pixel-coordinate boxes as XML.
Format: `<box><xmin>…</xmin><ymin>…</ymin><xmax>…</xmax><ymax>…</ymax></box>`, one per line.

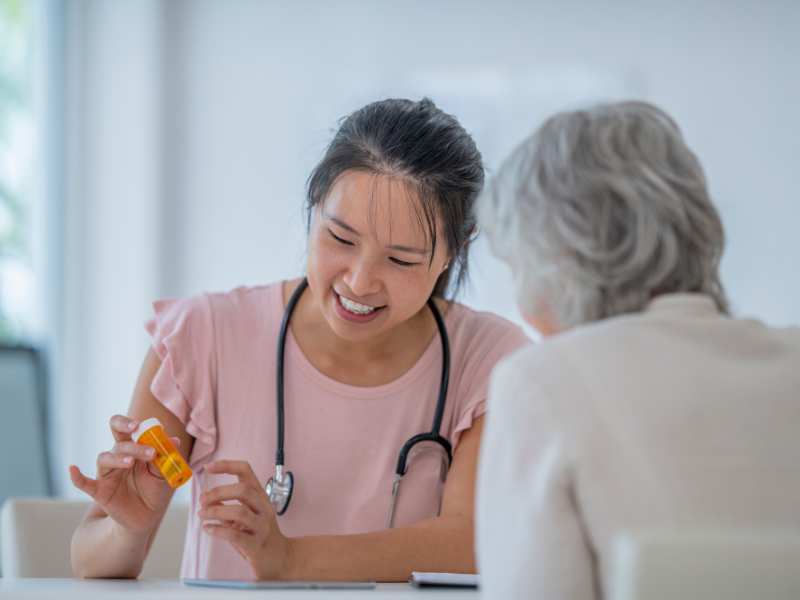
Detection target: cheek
<box><xmin>307</xmin><ymin>235</ymin><xmax>340</xmax><ymax>278</ymax></box>
<box><xmin>385</xmin><ymin>268</ymin><xmax>436</xmax><ymax>312</ymax></box>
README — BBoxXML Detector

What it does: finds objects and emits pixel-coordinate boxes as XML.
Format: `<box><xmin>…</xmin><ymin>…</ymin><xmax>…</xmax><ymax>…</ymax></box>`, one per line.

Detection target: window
<box><xmin>0</xmin><ymin>0</ymin><xmax>35</xmax><ymax>342</ymax></box>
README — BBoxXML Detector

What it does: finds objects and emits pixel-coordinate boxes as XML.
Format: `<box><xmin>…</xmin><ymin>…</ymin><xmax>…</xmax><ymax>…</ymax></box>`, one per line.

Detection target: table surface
<box><xmin>0</xmin><ymin>579</ymin><xmax>480</xmax><ymax>599</ymax></box>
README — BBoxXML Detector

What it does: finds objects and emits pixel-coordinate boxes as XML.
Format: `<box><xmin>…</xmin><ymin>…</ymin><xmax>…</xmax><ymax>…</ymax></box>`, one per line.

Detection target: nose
<box><xmin>343</xmin><ymin>257</ymin><xmax>381</xmax><ymax>299</ymax></box>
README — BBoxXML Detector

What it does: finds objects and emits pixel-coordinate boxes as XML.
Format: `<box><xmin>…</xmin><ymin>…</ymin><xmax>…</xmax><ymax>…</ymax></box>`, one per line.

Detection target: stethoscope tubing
<box><xmin>271</xmin><ymin>278</ymin><xmax>452</xmax><ymax>516</ymax></box>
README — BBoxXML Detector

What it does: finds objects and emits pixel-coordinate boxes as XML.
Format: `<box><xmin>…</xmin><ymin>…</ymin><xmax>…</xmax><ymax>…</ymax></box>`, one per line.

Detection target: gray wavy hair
<box><xmin>479</xmin><ymin>100</ymin><xmax>729</xmax><ymax>330</ymax></box>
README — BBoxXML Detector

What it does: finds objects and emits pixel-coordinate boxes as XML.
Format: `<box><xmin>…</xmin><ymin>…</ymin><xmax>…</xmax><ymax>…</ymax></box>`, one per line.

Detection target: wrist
<box><xmin>275</xmin><ymin>536</ymin><xmax>302</xmax><ymax>581</ymax></box>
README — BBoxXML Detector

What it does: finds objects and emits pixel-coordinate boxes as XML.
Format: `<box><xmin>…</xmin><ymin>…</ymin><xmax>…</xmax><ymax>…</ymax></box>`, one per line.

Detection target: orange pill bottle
<box><xmin>132</xmin><ymin>418</ymin><xmax>192</xmax><ymax>488</ymax></box>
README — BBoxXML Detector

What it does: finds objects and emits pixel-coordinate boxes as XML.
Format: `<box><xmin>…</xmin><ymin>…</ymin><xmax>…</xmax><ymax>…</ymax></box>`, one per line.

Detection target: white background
<box><xmin>54</xmin><ymin>0</ymin><xmax>800</xmax><ymax>496</ymax></box>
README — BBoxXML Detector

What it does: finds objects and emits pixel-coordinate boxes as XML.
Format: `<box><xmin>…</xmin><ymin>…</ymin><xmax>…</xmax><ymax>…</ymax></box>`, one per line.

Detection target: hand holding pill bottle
<box><xmin>132</xmin><ymin>418</ymin><xmax>193</xmax><ymax>488</ymax></box>
<box><xmin>69</xmin><ymin>413</ymin><xmax>189</xmax><ymax>536</ymax></box>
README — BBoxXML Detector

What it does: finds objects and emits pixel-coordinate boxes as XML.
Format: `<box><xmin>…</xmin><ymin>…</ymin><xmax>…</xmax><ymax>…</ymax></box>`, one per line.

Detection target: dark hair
<box><xmin>306</xmin><ymin>98</ymin><xmax>484</xmax><ymax>299</ymax></box>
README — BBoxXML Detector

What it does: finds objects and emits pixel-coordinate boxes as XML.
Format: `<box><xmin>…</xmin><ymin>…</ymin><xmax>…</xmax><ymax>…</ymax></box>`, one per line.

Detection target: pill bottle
<box><xmin>132</xmin><ymin>417</ymin><xmax>192</xmax><ymax>488</ymax></box>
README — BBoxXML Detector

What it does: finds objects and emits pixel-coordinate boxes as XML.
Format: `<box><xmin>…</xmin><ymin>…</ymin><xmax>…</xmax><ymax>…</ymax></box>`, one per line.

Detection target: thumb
<box><xmin>69</xmin><ymin>465</ymin><xmax>99</xmax><ymax>499</ymax></box>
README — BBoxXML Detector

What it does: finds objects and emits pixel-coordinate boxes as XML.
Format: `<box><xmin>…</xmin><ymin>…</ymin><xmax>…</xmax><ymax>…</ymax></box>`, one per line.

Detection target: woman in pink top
<box><xmin>69</xmin><ymin>98</ymin><xmax>529</xmax><ymax>581</ymax></box>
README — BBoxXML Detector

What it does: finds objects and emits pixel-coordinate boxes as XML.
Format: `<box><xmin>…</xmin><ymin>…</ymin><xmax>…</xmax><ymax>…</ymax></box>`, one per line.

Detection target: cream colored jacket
<box><xmin>477</xmin><ymin>294</ymin><xmax>800</xmax><ymax>599</ymax></box>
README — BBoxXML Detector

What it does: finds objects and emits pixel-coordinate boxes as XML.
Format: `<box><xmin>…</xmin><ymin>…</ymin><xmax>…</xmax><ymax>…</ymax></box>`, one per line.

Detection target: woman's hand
<box><xmin>68</xmin><ymin>414</ymin><xmax>177</xmax><ymax>534</ymax></box>
<box><xmin>199</xmin><ymin>460</ymin><xmax>293</xmax><ymax>580</ymax></box>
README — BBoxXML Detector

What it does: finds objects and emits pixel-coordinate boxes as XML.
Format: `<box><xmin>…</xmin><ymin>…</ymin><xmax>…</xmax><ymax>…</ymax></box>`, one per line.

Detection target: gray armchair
<box><xmin>0</xmin><ymin>345</ymin><xmax>51</xmax><ymax>506</ymax></box>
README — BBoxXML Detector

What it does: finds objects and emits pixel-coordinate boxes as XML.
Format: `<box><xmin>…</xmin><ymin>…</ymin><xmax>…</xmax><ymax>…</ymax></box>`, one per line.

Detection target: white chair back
<box><xmin>609</xmin><ymin>529</ymin><xmax>800</xmax><ymax>600</ymax></box>
<box><xmin>1</xmin><ymin>498</ymin><xmax>188</xmax><ymax>578</ymax></box>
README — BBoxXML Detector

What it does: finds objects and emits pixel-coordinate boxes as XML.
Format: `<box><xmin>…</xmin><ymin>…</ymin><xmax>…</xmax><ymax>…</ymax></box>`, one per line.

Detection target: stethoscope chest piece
<box><xmin>265</xmin><ymin>465</ymin><xmax>294</xmax><ymax>515</ymax></box>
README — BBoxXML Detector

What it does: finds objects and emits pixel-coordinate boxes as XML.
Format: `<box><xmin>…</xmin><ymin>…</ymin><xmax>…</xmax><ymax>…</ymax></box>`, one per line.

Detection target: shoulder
<box><xmin>148</xmin><ymin>281</ymin><xmax>285</xmax><ymax>341</ymax></box>
<box><xmin>443</xmin><ymin>301</ymin><xmax>531</xmax><ymax>359</ymax></box>
<box><xmin>488</xmin><ymin>310</ymin><xmax>669</xmax><ymax>426</ymax></box>
<box><xmin>491</xmin><ymin>312</ymin><xmax>641</xmax><ymax>389</ymax></box>
<box><xmin>441</xmin><ymin>302</ymin><xmax>532</xmax><ymax>411</ymax></box>
<box><xmin>193</xmin><ymin>281</ymin><xmax>288</xmax><ymax>338</ymax></box>
<box><xmin>205</xmin><ymin>281</ymin><xmax>282</xmax><ymax>315</ymax></box>
<box><xmin>148</xmin><ymin>293</ymin><xmax>214</xmax><ymax>338</ymax></box>
<box><xmin>486</xmin><ymin>340</ymin><xmax>584</xmax><ymax>448</ymax></box>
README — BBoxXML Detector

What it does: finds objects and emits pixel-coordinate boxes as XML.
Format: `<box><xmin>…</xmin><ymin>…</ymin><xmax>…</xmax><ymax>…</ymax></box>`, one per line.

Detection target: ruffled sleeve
<box><xmin>450</xmin><ymin>323</ymin><xmax>531</xmax><ymax>449</ymax></box>
<box><xmin>145</xmin><ymin>294</ymin><xmax>217</xmax><ymax>468</ymax></box>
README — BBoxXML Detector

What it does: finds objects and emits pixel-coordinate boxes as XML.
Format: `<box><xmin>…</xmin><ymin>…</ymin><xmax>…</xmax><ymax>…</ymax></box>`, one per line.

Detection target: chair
<box><xmin>0</xmin><ymin>498</ymin><xmax>188</xmax><ymax>578</ymax></box>
<box><xmin>609</xmin><ymin>529</ymin><xmax>800</xmax><ymax>600</ymax></box>
<box><xmin>0</xmin><ymin>345</ymin><xmax>51</xmax><ymax>508</ymax></box>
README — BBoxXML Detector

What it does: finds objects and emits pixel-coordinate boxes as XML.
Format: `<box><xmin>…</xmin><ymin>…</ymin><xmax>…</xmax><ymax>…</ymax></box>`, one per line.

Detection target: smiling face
<box><xmin>305</xmin><ymin>170</ymin><xmax>451</xmax><ymax>344</ymax></box>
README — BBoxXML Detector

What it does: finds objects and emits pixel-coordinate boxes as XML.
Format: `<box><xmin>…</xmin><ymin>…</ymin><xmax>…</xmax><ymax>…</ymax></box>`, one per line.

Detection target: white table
<box><xmin>0</xmin><ymin>579</ymin><xmax>480</xmax><ymax>599</ymax></box>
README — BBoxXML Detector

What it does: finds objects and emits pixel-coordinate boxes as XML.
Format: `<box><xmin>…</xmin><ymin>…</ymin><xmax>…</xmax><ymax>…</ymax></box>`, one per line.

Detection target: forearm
<box><xmin>70</xmin><ymin>511</ymin><xmax>152</xmax><ymax>579</ymax></box>
<box><xmin>286</xmin><ymin>514</ymin><xmax>474</xmax><ymax>582</ymax></box>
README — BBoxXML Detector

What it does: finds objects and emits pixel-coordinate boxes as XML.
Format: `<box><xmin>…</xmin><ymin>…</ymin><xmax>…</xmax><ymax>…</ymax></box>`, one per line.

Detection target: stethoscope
<box><xmin>265</xmin><ymin>278</ymin><xmax>453</xmax><ymax>528</ymax></box>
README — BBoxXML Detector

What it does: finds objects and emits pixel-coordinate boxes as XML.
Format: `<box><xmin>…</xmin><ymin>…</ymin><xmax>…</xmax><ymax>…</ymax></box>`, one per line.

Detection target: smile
<box><xmin>337</xmin><ymin>293</ymin><xmax>382</xmax><ymax>315</ymax></box>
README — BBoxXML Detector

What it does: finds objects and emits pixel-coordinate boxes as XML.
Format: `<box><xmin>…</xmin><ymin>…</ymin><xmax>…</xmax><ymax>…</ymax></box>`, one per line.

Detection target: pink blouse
<box><xmin>145</xmin><ymin>281</ymin><xmax>529</xmax><ymax>580</ymax></box>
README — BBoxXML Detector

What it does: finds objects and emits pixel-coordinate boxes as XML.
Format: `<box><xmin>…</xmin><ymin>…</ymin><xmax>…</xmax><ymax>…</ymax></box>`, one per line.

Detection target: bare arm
<box><xmin>70</xmin><ymin>349</ymin><xmax>195</xmax><ymax>578</ymax></box>
<box><xmin>289</xmin><ymin>417</ymin><xmax>483</xmax><ymax>580</ymax></box>
<box><xmin>200</xmin><ymin>416</ymin><xmax>485</xmax><ymax>581</ymax></box>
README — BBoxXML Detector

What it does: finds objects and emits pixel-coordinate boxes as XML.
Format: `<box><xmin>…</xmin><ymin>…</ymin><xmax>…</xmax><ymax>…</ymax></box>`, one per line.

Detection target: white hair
<box><xmin>479</xmin><ymin>101</ymin><xmax>728</xmax><ymax>330</ymax></box>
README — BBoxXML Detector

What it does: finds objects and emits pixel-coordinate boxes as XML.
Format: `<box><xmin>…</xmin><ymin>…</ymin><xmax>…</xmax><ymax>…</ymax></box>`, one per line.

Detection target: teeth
<box><xmin>339</xmin><ymin>294</ymin><xmax>377</xmax><ymax>315</ymax></box>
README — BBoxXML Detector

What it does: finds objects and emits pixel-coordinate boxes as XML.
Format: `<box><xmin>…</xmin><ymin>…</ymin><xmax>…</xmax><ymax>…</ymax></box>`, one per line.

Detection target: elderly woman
<box><xmin>475</xmin><ymin>101</ymin><xmax>800</xmax><ymax>599</ymax></box>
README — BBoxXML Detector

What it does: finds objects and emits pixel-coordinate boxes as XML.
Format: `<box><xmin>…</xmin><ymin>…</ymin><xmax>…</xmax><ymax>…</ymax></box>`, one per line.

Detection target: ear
<box><xmin>522</xmin><ymin>311</ymin><xmax>558</xmax><ymax>337</ymax></box>
<box><xmin>440</xmin><ymin>255</ymin><xmax>455</xmax><ymax>275</ymax></box>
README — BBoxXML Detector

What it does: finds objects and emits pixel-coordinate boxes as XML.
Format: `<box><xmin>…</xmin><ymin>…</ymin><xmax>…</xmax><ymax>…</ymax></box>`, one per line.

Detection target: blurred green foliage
<box><xmin>0</xmin><ymin>0</ymin><xmax>30</xmax><ymax>340</ymax></box>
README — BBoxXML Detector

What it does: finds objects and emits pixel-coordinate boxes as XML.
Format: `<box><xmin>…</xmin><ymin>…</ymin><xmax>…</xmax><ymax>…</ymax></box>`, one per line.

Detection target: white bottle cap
<box><xmin>131</xmin><ymin>417</ymin><xmax>163</xmax><ymax>442</ymax></box>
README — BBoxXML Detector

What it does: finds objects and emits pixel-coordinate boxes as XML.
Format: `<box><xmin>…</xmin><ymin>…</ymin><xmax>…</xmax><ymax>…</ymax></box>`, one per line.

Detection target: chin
<box><xmin>328</xmin><ymin>314</ymin><xmax>389</xmax><ymax>341</ymax></box>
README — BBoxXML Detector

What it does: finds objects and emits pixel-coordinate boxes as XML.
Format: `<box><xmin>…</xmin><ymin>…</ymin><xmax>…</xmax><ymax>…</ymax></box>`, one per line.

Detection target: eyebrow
<box><xmin>326</xmin><ymin>214</ymin><xmax>430</xmax><ymax>255</ymax></box>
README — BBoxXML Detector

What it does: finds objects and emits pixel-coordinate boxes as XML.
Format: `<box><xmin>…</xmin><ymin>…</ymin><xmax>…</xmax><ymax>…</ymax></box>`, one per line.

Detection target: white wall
<box><xmin>163</xmin><ymin>0</ymin><xmax>800</xmax><ymax>320</ymax></box>
<box><xmin>59</xmin><ymin>0</ymin><xmax>800</xmax><ymax>495</ymax></box>
<box><xmin>59</xmin><ymin>0</ymin><xmax>166</xmax><ymax>495</ymax></box>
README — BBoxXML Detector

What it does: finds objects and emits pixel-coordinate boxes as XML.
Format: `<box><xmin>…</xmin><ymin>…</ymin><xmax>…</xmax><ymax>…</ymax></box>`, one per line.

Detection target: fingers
<box><xmin>200</xmin><ymin>482</ymin><xmax>265</xmax><ymax>514</ymax></box>
<box><xmin>145</xmin><ymin>461</ymin><xmax>166</xmax><ymax>480</ymax></box>
<box><xmin>69</xmin><ymin>465</ymin><xmax>98</xmax><ymax>498</ymax></box>
<box><xmin>205</xmin><ymin>460</ymin><xmax>260</xmax><ymax>487</ymax></box>
<box><xmin>97</xmin><ymin>441</ymin><xmax>156</xmax><ymax>476</ymax></box>
<box><xmin>96</xmin><ymin>451</ymin><xmax>135</xmax><ymax>474</ymax></box>
<box><xmin>203</xmin><ymin>521</ymin><xmax>252</xmax><ymax>543</ymax></box>
<box><xmin>112</xmin><ymin>441</ymin><xmax>156</xmax><ymax>462</ymax></box>
<box><xmin>199</xmin><ymin>504</ymin><xmax>258</xmax><ymax>533</ymax></box>
<box><xmin>109</xmin><ymin>414</ymin><xmax>139</xmax><ymax>443</ymax></box>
